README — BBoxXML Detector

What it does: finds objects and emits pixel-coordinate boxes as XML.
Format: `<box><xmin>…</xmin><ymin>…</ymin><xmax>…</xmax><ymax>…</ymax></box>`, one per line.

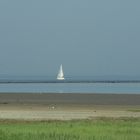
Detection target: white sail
<box><xmin>57</xmin><ymin>64</ymin><xmax>65</xmax><ymax>80</ymax></box>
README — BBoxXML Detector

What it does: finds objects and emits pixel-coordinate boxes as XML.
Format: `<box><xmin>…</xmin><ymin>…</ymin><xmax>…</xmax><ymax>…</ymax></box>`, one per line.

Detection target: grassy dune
<box><xmin>0</xmin><ymin>118</ymin><xmax>139</xmax><ymax>140</ymax></box>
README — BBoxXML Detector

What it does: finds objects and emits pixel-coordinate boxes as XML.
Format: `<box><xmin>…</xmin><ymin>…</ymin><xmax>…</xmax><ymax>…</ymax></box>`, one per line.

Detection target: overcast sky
<box><xmin>0</xmin><ymin>0</ymin><xmax>140</xmax><ymax>76</ymax></box>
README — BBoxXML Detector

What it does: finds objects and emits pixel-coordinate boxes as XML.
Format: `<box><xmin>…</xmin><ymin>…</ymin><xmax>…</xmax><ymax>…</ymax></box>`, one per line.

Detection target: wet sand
<box><xmin>0</xmin><ymin>93</ymin><xmax>140</xmax><ymax>120</ymax></box>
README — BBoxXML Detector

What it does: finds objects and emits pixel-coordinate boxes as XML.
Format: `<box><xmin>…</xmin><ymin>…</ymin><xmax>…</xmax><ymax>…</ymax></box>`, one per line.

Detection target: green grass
<box><xmin>0</xmin><ymin>118</ymin><xmax>139</xmax><ymax>140</ymax></box>
<box><xmin>127</xmin><ymin>109</ymin><xmax>140</xmax><ymax>112</ymax></box>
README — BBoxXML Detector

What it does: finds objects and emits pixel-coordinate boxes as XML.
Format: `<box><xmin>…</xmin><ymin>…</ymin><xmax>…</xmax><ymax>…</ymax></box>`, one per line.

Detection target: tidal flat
<box><xmin>0</xmin><ymin>93</ymin><xmax>140</xmax><ymax>120</ymax></box>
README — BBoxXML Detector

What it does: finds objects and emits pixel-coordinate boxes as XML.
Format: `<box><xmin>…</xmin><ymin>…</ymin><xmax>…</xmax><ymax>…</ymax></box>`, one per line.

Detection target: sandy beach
<box><xmin>0</xmin><ymin>93</ymin><xmax>140</xmax><ymax>120</ymax></box>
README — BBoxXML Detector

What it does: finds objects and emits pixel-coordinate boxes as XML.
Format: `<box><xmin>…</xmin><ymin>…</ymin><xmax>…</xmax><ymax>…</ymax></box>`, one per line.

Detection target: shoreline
<box><xmin>0</xmin><ymin>93</ymin><xmax>140</xmax><ymax>105</ymax></box>
<box><xmin>0</xmin><ymin>93</ymin><xmax>139</xmax><ymax>120</ymax></box>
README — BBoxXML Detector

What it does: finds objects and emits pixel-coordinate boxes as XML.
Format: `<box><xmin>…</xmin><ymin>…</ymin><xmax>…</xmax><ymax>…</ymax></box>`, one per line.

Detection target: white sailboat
<box><xmin>57</xmin><ymin>64</ymin><xmax>65</xmax><ymax>80</ymax></box>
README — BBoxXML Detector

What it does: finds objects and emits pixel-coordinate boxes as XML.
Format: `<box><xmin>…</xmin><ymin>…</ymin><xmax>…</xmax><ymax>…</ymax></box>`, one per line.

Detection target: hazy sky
<box><xmin>0</xmin><ymin>0</ymin><xmax>140</xmax><ymax>76</ymax></box>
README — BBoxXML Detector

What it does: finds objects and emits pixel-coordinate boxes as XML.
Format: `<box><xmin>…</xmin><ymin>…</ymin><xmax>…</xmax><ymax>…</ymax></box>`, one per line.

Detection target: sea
<box><xmin>0</xmin><ymin>76</ymin><xmax>140</xmax><ymax>94</ymax></box>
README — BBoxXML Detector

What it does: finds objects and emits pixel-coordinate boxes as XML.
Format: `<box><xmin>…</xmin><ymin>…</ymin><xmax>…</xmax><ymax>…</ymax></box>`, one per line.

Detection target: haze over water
<box><xmin>0</xmin><ymin>1</ymin><xmax>140</xmax><ymax>77</ymax></box>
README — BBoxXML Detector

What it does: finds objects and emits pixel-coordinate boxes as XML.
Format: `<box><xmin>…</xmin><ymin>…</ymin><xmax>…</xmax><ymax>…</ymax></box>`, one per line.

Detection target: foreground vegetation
<box><xmin>0</xmin><ymin>118</ymin><xmax>139</xmax><ymax>140</ymax></box>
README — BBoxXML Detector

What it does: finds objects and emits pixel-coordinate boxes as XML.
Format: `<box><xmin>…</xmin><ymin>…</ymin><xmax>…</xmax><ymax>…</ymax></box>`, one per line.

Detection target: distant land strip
<box><xmin>0</xmin><ymin>80</ymin><xmax>140</xmax><ymax>83</ymax></box>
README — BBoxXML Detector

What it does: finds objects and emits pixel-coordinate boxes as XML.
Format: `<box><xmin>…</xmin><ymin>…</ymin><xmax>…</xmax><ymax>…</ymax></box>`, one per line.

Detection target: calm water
<box><xmin>0</xmin><ymin>83</ymin><xmax>140</xmax><ymax>94</ymax></box>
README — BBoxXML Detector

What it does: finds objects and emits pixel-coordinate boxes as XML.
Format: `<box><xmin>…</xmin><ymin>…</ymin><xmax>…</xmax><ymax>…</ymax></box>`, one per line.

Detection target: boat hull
<box><xmin>57</xmin><ymin>77</ymin><xmax>65</xmax><ymax>80</ymax></box>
